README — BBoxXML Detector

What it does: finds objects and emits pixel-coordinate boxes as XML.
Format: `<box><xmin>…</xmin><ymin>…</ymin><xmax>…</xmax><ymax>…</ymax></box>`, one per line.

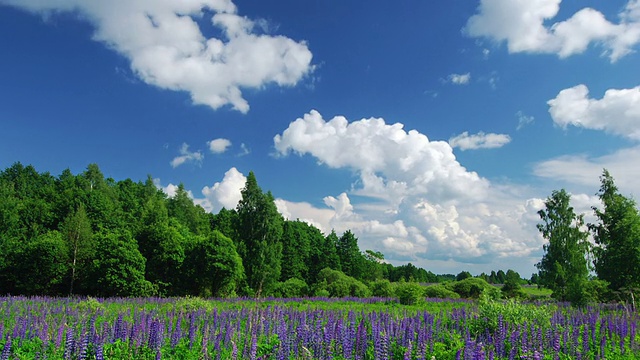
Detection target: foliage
<box><xmin>455</xmin><ymin>271</ymin><xmax>472</xmax><ymax>281</ymax></box>
<box><xmin>89</xmin><ymin>230</ymin><xmax>155</xmax><ymax>297</ymax></box>
<box><xmin>236</xmin><ymin>172</ymin><xmax>284</xmax><ymax>297</ymax></box>
<box><xmin>313</xmin><ymin>268</ymin><xmax>371</xmax><ymax>298</ymax></box>
<box><xmin>470</xmin><ymin>292</ymin><xmax>555</xmax><ymax>336</ymax></box>
<box><xmin>446</xmin><ymin>278</ymin><xmax>495</xmax><ymax>299</ymax></box>
<box><xmin>369</xmin><ymin>279</ymin><xmax>394</xmax><ymax>297</ymax></box>
<box><xmin>501</xmin><ymin>269</ymin><xmax>526</xmax><ymax>299</ymax></box>
<box><xmin>590</xmin><ymin>169</ymin><xmax>640</xmax><ymax>299</ymax></box>
<box><xmin>394</xmin><ymin>280</ymin><xmax>425</xmax><ymax>305</ymax></box>
<box><xmin>423</xmin><ymin>284</ymin><xmax>460</xmax><ymax>299</ymax></box>
<box><xmin>536</xmin><ymin>189</ymin><xmax>590</xmax><ymax>306</ymax></box>
<box><xmin>274</xmin><ymin>278</ymin><xmax>309</xmax><ymax>298</ymax></box>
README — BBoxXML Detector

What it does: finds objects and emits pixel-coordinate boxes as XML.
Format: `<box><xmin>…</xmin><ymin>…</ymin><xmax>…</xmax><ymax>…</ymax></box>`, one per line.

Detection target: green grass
<box><xmin>521</xmin><ymin>285</ymin><xmax>553</xmax><ymax>297</ymax></box>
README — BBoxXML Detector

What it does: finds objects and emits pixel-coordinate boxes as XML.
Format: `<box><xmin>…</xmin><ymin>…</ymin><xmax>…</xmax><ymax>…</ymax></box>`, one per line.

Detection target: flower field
<box><xmin>0</xmin><ymin>296</ymin><xmax>638</xmax><ymax>359</ymax></box>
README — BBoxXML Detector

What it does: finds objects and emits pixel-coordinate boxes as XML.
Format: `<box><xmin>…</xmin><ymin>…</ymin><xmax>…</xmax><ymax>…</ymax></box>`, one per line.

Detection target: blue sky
<box><xmin>2</xmin><ymin>0</ymin><xmax>640</xmax><ymax>276</ymax></box>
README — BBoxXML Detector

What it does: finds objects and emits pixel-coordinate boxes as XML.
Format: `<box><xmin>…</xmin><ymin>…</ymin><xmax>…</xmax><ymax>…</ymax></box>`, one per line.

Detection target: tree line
<box><xmin>3</xmin><ymin>162</ymin><xmax>511</xmax><ymax>298</ymax></box>
<box><xmin>536</xmin><ymin>169</ymin><xmax>640</xmax><ymax>307</ymax></box>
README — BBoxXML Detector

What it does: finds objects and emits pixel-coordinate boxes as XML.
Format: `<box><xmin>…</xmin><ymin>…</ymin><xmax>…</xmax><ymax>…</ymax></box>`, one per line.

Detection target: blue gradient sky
<box><xmin>2</xmin><ymin>0</ymin><xmax>640</xmax><ymax>275</ymax></box>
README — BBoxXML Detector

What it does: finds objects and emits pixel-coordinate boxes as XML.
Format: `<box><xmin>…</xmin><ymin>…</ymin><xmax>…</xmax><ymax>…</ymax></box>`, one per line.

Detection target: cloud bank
<box><xmin>273</xmin><ymin>110</ymin><xmax>547</xmax><ymax>270</ymax></box>
<box><xmin>2</xmin><ymin>0</ymin><xmax>314</xmax><ymax>113</ymax></box>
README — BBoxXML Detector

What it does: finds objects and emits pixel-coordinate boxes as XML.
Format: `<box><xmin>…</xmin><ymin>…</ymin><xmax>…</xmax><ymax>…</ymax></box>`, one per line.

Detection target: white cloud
<box><xmin>273</xmin><ymin>110</ymin><xmax>548</xmax><ymax>272</ymax></box>
<box><xmin>548</xmin><ymin>84</ymin><xmax>640</xmax><ymax>140</ymax></box>
<box><xmin>201</xmin><ymin>167</ymin><xmax>246</xmax><ymax>212</ymax></box>
<box><xmin>238</xmin><ymin>143</ymin><xmax>250</xmax><ymax>156</ymax></box>
<box><xmin>448</xmin><ymin>131</ymin><xmax>511</xmax><ymax>150</ymax></box>
<box><xmin>534</xmin><ymin>145</ymin><xmax>640</xmax><ymax>194</ymax></box>
<box><xmin>447</xmin><ymin>73</ymin><xmax>471</xmax><ymax>85</ymax></box>
<box><xmin>207</xmin><ymin>138</ymin><xmax>232</xmax><ymax>154</ymax></box>
<box><xmin>170</xmin><ymin>143</ymin><xmax>203</xmax><ymax>168</ymax></box>
<box><xmin>465</xmin><ymin>0</ymin><xmax>640</xmax><ymax>62</ymax></box>
<box><xmin>274</xmin><ymin>110</ymin><xmax>489</xmax><ymax>205</ymax></box>
<box><xmin>4</xmin><ymin>0</ymin><xmax>314</xmax><ymax>113</ymax></box>
<box><xmin>516</xmin><ymin>111</ymin><xmax>535</xmax><ymax>130</ymax></box>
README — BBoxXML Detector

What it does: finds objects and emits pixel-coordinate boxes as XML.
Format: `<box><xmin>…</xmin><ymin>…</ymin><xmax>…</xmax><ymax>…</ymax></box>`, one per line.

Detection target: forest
<box><xmin>1</xmin><ymin>163</ymin><xmax>639</xmax><ymax>307</ymax></box>
<box><xmin>0</xmin><ymin>162</ymin><xmax>480</xmax><ymax>299</ymax></box>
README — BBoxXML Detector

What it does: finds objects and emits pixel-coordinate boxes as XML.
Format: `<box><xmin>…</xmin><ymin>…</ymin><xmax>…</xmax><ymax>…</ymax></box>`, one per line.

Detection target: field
<box><xmin>0</xmin><ymin>295</ymin><xmax>638</xmax><ymax>359</ymax></box>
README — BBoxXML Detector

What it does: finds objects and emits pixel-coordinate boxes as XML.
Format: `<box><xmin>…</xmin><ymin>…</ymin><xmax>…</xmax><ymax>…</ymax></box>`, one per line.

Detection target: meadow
<box><xmin>1</xmin><ymin>295</ymin><xmax>639</xmax><ymax>359</ymax></box>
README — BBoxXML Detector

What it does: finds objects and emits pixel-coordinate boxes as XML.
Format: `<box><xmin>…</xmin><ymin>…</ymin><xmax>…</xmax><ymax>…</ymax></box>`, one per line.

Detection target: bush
<box><xmin>447</xmin><ymin>278</ymin><xmax>494</xmax><ymax>299</ymax></box>
<box><xmin>313</xmin><ymin>268</ymin><xmax>371</xmax><ymax>298</ymax></box>
<box><xmin>395</xmin><ymin>281</ymin><xmax>425</xmax><ymax>305</ymax></box>
<box><xmin>423</xmin><ymin>284</ymin><xmax>460</xmax><ymax>299</ymax></box>
<box><xmin>369</xmin><ymin>279</ymin><xmax>393</xmax><ymax>297</ymax></box>
<box><xmin>470</xmin><ymin>292</ymin><xmax>555</xmax><ymax>336</ymax></box>
<box><xmin>274</xmin><ymin>278</ymin><xmax>309</xmax><ymax>298</ymax></box>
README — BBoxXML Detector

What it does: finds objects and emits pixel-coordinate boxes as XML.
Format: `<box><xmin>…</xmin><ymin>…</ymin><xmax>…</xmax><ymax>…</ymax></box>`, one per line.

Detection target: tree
<box><xmin>501</xmin><ymin>269</ymin><xmax>525</xmax><ymax>299</ymax></box>
<box><xmin>536</xmin><ymin>189</ymin><xmax>590</xmax><ymax>305</ymax></box>
<box><xmin>590</xmin><ymin>169</ymin><xmax>640</xmax><ymax>299</ymax></box>
<box><xmin>236</xmin><ymin>172</ymin><xmax>283</xmax><ymax>297</ymax></box>
<box><xmin>456</xmin><ymin>271</ymin><xmax>473</xmax><ymax>281</ymax></box>
<box><xmin>89</xmin><ymin>230</ymin><xmax>154</xmax><ymax>297</ymax></box>
<box><xmin>184</xmin><ymin>230</ymin><xmax>244</xmax><ymax>297</ymax></box>
<box><xmin>281</xmin><ymin>220</ymin><xmax>317</xmax><ymax>282</ymax></box>
<box><xmin>336</xmin><ymin>230</ymin><xmax>364</xmax><ymax>279</ymax></box>
<box><xmin>60</xmin><ymin>204</ymin><xmax>94</xmax><ymax>295</ymax></box>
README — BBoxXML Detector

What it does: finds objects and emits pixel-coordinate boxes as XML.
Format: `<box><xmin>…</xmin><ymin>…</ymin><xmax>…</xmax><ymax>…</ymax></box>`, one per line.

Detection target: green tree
<box><xmin>167</xmin><ymin>183</ymin><xmax>210</xmax><ymax>236</ymax></box>
<box><xmin>60</xmin><ymin>204</ymin><xmax>94</xmax><ymax>295</ymax></box>
<box><xmin>536</xmin><ymin>189</ymin><xmax>590</xmax><ymax>305</ymax></box>
<box><xmin>280</xmin><ymin>220</ymin><xmax>312</xmax><ymax>281</ymax></box>
<box><xmin>456</xmin><ymin>271</ymin><xmax>473</xmax><ymax>281</ymax></box>
<box><xmin>89</xmin><ymin>230</ymin><xmax>154</xmax><ymax>297</ymax></box>
<box><xmin>336</xmin><ymin>230</ymin><xmax>364</xmax><ymax>279</ymax></box>
<box><xmin>236</xmin><ymin>172</ymin><xmax>283</xmax><ymax>297</ymax></box>
<box><xmin>14</xmin><ymin>231</ymin><xmax>69</xmax><ymax>295</ymax></box>
<box><xmin>184</xmin><ymin>230</ymin><xmax>244</xmax><ymax>297</ymax></box>
<box><xmin>501</xmin><ymin>269</ymin><xmax>525</xmax><ymax>299</ymax></box>
<box><xmin>590</xmin><ymin>169</ymin><xmax>640</xmax><ymax>298</ymax></box>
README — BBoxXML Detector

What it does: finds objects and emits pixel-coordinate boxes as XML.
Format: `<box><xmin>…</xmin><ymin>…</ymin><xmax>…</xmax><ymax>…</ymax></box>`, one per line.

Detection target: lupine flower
<box><xmin>1</xmin><ymin>336</ymin><xmax>11</xmax><ymax>360</ymax></box>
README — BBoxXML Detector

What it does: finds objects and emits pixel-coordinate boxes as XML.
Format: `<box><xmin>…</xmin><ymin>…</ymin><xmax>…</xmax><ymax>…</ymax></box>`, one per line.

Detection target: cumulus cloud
<box><xmin>3</xmin><ymin>0</ymin><xmax>314</xmax><ymax>113</ymax></box>
<box><xmin>274</xmin><ymin>110</ymin><xmax>489</xmax><ymax>205</ymax></box>
<box><xmin>170</xmin><ymin>143</ymin><xmax>203</xmax><ymax>168</ymax></box>
<box><xmin>448</xmin><ymin>131</ymin><xmax>511</xmax><ymax>150</ymax></box>
<box><xmin>273</xmin><ymin>110</ymin><xmax>548</xmax><ymax>271</ymax></box>
<box><xmin>465</xmin><ymin>0</ymin><xmax>640</xmax><ymax>62</ymax></box>
<box><xmin>447</xmin><ymin>73</ymin><xmax>471</xmax><ymax>85</ymax></box>
<box><xmin>201</xmin><ymin>167</ymin><xmax>246</xmax><ymax>212</ymax></box>
<box><xmin>207</xmin><ymin>138</ymin><xmax>232</xmax><ymax>154</ymax></box>
<box><xmin>548</xmin><ymin>84</ymin><xmax>640</xmax><ymax>140</ymax></box>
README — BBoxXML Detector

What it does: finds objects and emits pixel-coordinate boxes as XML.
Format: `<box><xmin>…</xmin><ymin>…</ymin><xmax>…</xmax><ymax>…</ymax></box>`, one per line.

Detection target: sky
<box><xmin>1</xmin><ymin>0</ymin><xmax>640</xmax><ymax>277</ymax></box>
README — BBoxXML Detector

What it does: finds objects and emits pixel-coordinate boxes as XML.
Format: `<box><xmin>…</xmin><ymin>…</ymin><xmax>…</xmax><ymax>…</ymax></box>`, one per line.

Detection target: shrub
<box><xmin>313</xmin><ymin>268</ymin><xmax>371</xmax><ymax>298</ymax></box>
<box><xmin>423</xmin><ymin>284</ymin><xmax>460</xmax><ymax>299</ymax></box>
<box><xmin>274</xmin><ymin>278</ymin><xmax>309</xmax><ymax>298</ymax></box>
<box><xmin>470</xmin><ymin>292</ymin><xmax>554</xmax><ymax>336</ymax></box>
<box><xmin>369</xmin><ymin>279</ymin><xmax>393</xmax><ymax>297</ymax></box>
<box><xmin>447</xmin><ymin>278</ymin><xmax>494</xmax><ymax>299</ymax></box>
<box><xmin>395</xmin><ymin>281</ymin><xmax>425</xmax><ymax>305</ymax></box>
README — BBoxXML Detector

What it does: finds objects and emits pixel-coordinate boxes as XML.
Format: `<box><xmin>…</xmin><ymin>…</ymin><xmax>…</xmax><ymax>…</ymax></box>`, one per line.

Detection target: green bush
<box><xmin>274</xmin><ymin>278</ymin><xmax>309</xmax><ymax>298</ymax></box>
<box><xmin>423</xmin><ymin>284</ymin><xmax>460</xmax><ymax>299</ymax></box>
<box><xmin>470</xmin><ymin>292</ymin><xmax>555</xmax><ymax>336</ymax></box>
<box><xmin>313</xmin><ymin>268</ymin><xmax>371</xmax><ymax>298</ymax></box>
<box><xmin>369</xmin><ymin>279</ymin><xmax>394</xmax><ymax>297</ymax></box>
<box><xmin>447</xmin><ymin>278</ymin><xmax>494</xmax><ymax>299</ymax></box>
<box><xmin>395</xmin><ymin>281</ymin><xmax>425</xmax><ymax>305</ymax></box>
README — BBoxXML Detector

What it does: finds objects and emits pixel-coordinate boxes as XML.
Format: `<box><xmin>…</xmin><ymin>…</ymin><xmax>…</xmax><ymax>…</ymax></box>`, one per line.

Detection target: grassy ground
<box><xmin>521</xmin><ymin>285</ymin><xmax>553</xmax><ymax>297</ymax></box>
